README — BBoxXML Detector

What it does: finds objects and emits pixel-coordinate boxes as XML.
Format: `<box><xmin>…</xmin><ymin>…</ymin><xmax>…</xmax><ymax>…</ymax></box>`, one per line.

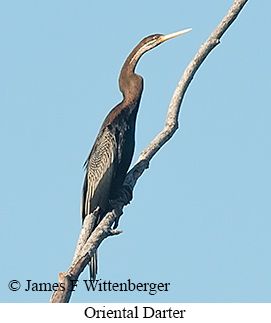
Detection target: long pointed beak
<box><xmin>159</xmin><ymin>28</ymin><xmax>192</xmax><ymax>43</ymax></box>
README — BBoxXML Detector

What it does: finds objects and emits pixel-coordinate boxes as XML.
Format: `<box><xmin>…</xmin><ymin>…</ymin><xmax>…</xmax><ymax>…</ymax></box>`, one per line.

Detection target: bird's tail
<box><xmin>89</xmin><ymin>251</ymin><xmax>98</xmax><ymax>281</ymax></box>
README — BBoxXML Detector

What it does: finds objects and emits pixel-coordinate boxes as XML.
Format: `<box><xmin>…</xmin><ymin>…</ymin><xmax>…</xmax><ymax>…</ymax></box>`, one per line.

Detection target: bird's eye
<box><xmin>148</xmin><ymin>34</ymin><xmax>160</xmax><ymax>41</ymax></box>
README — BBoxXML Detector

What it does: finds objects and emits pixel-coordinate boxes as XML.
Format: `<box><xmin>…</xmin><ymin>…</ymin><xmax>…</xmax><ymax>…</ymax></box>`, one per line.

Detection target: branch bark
<box><xmin>50</xmin><ymin>0</ymin><xmax>248</xmax><ymax>303</ymax></box>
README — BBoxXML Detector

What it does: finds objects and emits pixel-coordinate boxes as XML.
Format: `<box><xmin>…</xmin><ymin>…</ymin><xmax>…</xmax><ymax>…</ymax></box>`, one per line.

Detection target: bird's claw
<box><xmin>113</xmin><ymin>209</ymin><xmax>123</xmax><ymax>229</ymax></box>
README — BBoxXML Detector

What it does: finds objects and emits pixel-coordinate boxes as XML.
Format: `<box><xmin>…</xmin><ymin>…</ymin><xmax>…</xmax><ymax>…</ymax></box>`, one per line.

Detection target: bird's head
<box><xmin>142</xmin><ymin>28</ymin><xmax>192</xmax><ymax>50</ymax></box>
<box><xmin>129</xmin><ymin>28</ymin><xmax>192</xmax><ymax>66</ymax></box>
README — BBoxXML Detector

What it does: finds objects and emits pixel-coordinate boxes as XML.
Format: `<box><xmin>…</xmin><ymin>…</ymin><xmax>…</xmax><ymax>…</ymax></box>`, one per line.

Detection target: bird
<box><xmin>81</xmin><ymin>28</ymin><xmax>192</xmax><ymax>280</ymax></box>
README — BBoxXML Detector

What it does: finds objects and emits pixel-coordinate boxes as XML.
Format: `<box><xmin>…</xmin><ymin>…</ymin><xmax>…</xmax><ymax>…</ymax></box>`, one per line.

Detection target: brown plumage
<box><xmin>81</xmin><ymin>28</ymin><xmax>192</xmax><ymax>280</ymax></box>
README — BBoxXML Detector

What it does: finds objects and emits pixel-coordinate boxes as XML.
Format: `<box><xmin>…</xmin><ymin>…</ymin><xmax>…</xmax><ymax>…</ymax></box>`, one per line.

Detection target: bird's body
<box><xmin>81</xmin><ymin>28</ymin><xmax>191</xmax><ymax>279</ymax></box>
<box><xmin>81</xmin><ymin>72</ymin><xmax>143</xmax><ymax>221</ymax></box>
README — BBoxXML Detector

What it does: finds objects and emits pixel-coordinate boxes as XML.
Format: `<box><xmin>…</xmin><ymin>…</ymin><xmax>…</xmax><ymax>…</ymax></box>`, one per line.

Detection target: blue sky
<box><xmin>1</xmin><ymin>1</ymin><xmax>270</xmax><ymax>303</ymax></box>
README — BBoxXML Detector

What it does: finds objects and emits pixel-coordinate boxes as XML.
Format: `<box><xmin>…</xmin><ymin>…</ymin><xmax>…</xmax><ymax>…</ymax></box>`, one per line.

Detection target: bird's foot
<box><xmin>112</xmin><ymin>209</ymin><xmax>123</xmax><ymax>229</ymax></box>
<box><xmin>109</xmin><ymin>185</ymin><xmax>133</xmax><ymax>229</ymax></box>
<box><xmin>122</xmin><ymin>185</ymin><xmax>133</xmax><ymax>204</ymax></box>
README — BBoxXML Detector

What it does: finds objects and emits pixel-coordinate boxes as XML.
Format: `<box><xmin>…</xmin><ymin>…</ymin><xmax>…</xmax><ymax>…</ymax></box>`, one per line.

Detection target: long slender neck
<box><xmin>118</xmin><ymin>41</ymin><xmax>148</xmax><ymax>104</ymax></box>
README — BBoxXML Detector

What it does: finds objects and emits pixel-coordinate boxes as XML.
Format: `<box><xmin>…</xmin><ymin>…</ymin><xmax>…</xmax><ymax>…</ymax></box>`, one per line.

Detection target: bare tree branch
<box><xmin>50</xmin><ymin>0</ymin><xmax>249</xmax><ymax>303</ymax></box>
